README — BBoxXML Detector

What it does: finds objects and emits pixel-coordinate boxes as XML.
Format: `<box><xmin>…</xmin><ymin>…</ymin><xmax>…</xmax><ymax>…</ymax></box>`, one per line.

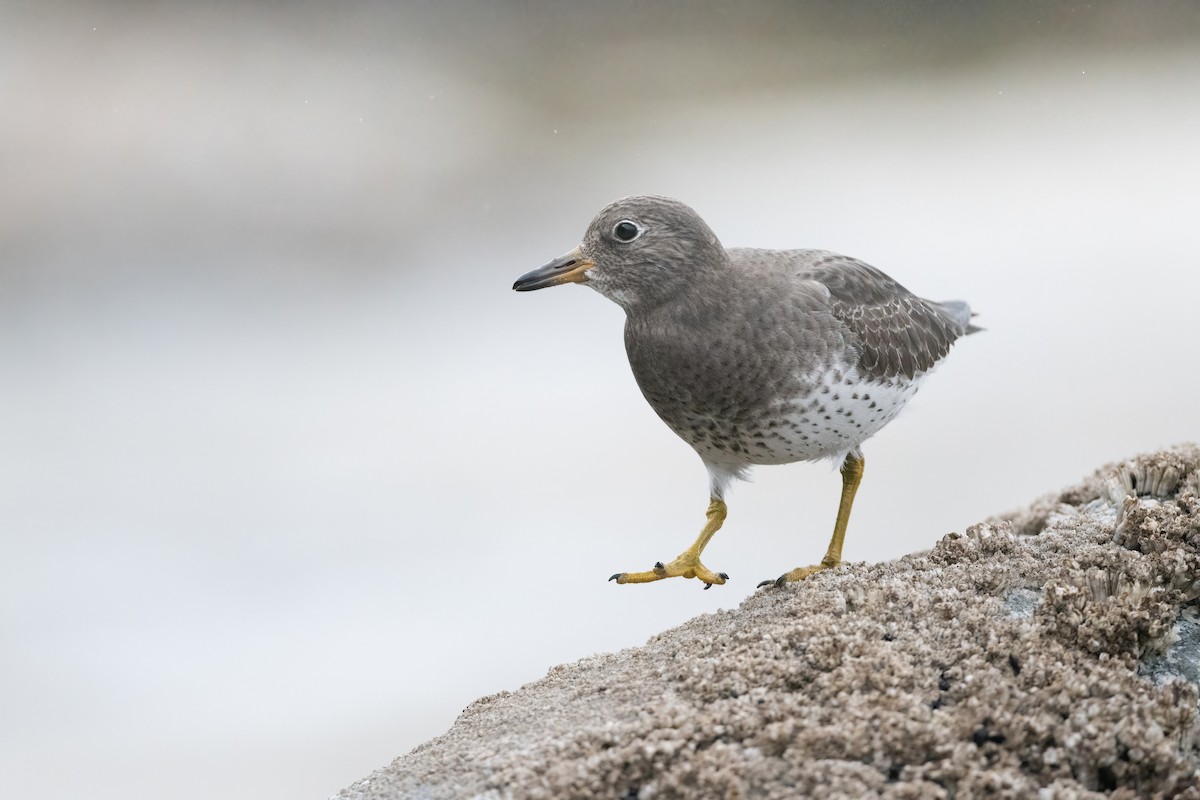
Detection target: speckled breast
<box><xmin>654</xmin><ymin>364</ymin><xmax>924</xmax><ymax>467</ymax></box>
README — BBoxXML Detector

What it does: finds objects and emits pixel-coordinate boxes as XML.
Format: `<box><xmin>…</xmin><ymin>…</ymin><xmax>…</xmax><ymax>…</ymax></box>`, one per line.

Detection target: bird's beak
<box><xmin>512</xmin><ymin>246</ymin><xmax>594</xmax><ymax>292</ymax></box>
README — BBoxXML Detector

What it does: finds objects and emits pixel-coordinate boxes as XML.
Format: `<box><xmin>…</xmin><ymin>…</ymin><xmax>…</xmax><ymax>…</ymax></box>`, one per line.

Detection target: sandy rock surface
<box><xmin>338</xmin><ymin>446</ymin><xmax>1200</xmax><ymax>799</ymax></box>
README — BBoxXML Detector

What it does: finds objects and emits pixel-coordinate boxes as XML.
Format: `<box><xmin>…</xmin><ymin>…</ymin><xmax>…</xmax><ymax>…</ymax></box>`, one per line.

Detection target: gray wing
<box><xmin>794</xmin><ymin>250</ymin><xmax>974</xmax><ymax>382</ymax></box>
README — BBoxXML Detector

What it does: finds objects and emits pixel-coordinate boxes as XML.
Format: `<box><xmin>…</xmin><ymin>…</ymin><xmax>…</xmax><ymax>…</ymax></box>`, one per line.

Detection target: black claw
<box><xmin>756</xmin><ymin>579</ymin><xmax>774</xmax><ymax>589</ymax></box>
<box><xmin>775</xmin><ymin>575</ymin><xmax>787</xmax><ymax>589</ymax></box>
<box><xmin>653</xmin><ymin>561</ymin><xmax>665</xmax><ymax>570</ymax></box>
<box><xmin>609</xmin><ymin>573</ymin><xmax>623</xmax><ymax>582</ymax></box>
<box><xmin>703</xmin><ymin>582</ymin><xmax>712</xmax><ymax>590</ymax></box>
<box><xmin>718</xmin><ymin>572</ymin><xmax>729</xmax><ymax>580</ymax></box>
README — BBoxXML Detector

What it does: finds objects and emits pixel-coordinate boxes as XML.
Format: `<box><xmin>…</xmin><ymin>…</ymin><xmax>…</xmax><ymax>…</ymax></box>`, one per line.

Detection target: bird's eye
<box><xmin>613</xmin><ymin>220</ymin><xmax>642</xmax><ymax>242</ymax></box>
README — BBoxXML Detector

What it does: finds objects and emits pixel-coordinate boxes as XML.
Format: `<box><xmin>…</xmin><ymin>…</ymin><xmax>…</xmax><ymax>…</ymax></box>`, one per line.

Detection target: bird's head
<box><xmin>512</xmin><ymin>195</ymin><xmax>727</xmax><ymax>312</ymax></box>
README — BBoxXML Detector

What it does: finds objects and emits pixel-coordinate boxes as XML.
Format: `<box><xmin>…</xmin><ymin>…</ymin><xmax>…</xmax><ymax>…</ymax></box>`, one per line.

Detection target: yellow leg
<box><xmin>610</xmin><ymin>498</ymin><xmax>729</xmax><ymax>589</ymax></box>
<box><xmin>760</xmin><ymin>453</ymin><xmax>864</xmax><ymax>588</ymax></box>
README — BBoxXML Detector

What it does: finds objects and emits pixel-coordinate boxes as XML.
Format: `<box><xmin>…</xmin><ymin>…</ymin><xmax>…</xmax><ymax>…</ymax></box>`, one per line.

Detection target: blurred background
<box><xmin>3</xmin><ymin>2</ymin><xmax>1199</xmax><ymax>798</ymax></box>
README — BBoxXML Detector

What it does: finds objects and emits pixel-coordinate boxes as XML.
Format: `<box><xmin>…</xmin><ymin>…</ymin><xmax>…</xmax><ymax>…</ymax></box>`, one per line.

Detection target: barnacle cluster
<box><xmin>353</xmin><ymin>447</ymin><xmax>1200</xmax><ymax>800</ymax></box>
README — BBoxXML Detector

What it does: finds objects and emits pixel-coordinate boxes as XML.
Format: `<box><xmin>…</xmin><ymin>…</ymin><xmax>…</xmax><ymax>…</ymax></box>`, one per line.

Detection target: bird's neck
<box><xmin>627</xmin><ymin>268</ymin><xmax>740</xmax><ymax>329</ymax></box>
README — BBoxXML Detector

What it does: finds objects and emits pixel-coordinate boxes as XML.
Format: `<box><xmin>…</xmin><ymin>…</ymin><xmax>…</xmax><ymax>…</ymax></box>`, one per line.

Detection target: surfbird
<box><xmin>513</xmin><ymin>195</ymin><xmax>979</xmax><ymax>589</ymax></box>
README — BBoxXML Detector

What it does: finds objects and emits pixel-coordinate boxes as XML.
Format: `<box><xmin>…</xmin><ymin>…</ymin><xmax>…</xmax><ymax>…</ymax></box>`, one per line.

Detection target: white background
<box><xmin>3</xmin><ymin>3</ymin><xmax>1199</xmax><ymax>798</ymax></box>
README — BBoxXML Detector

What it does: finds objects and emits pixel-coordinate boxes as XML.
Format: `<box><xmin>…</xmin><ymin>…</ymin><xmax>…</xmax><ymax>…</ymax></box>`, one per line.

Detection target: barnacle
<box><xmin>1102</xmin><ymin>460</ymin><xmax>1182</xmax><ymax>506</ymax></box>
<box><xmin>1039</xmin><ymin>565</ymin><xmax>1179</xmax><ymax>658</ymax></box>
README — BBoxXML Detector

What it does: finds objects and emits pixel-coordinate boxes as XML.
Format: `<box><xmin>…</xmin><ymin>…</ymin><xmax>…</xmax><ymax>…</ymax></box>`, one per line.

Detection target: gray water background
<box><xmin>3</xmin><ymin>3</ymin><xmax>1199</xmax><ymax>798</ymax></box>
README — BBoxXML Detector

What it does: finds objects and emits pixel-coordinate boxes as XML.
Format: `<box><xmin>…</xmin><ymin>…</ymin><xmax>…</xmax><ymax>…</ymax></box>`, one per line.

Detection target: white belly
<box><xmin>683</xmin><ymin>366</ymin><xmax>927</xmax><ymax>467</ymax></box>
<box><xmin>756</xmin><ymin>375</ymin><xmax>922</xmax><ymax>464</ymax></box>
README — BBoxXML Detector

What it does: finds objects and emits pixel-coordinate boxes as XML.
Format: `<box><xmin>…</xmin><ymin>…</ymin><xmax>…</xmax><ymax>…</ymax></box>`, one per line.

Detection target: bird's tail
<box><xmin>936</xmin><ymin>300</ymin><xmax>983</xmax><ymax>335</ymax></box>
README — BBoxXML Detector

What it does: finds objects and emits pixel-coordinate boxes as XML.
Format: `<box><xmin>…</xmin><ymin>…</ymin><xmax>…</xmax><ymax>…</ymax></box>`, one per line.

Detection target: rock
<box><xmin>337</xmin><ymin>446</ymin><xmax>1200</xmax><ymax>799</ymax></box>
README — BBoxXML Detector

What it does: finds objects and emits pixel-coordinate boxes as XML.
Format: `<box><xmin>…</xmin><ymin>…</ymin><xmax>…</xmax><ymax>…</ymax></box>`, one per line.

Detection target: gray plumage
<box><xmin>515</xmin><ymin>195</ymin><xmax>978</xmax><ymax>500</ymax></box>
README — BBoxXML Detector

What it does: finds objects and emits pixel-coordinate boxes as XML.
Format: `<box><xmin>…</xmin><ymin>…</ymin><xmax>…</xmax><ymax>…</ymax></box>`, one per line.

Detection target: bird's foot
<box><xmin>757</xmin><ymin>557</ymin><xmax>840</xmax><ymax>589</ymax></box>
<box><xmin>609</xmin><ymin>551</ymin><xmax>728</xmax><ymax>589</ymax></box>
